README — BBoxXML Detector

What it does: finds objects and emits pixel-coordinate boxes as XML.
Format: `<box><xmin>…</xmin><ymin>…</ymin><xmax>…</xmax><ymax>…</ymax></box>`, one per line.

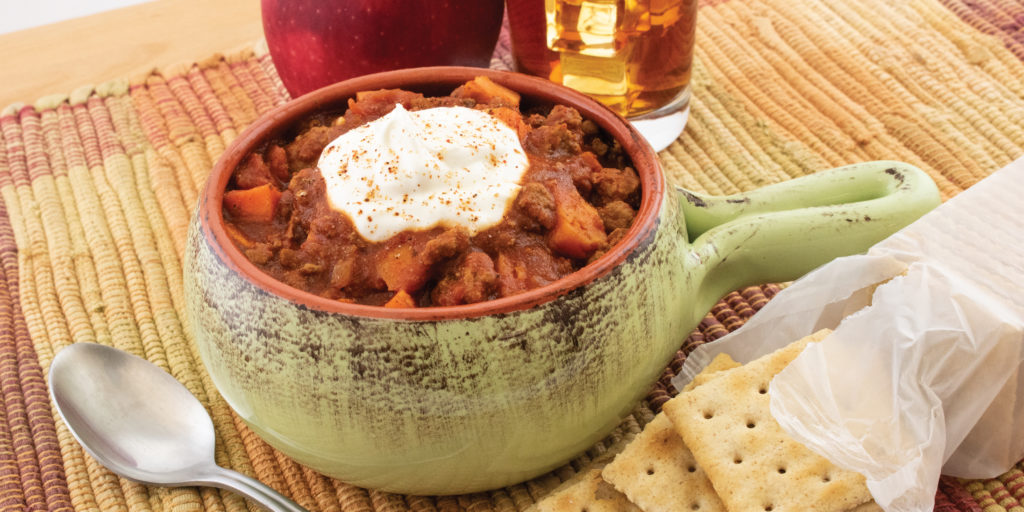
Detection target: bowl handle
<box><xmin>682</xmin><ymin>160</ymin><xmax>940</xmax><ymax>317</ymax></box>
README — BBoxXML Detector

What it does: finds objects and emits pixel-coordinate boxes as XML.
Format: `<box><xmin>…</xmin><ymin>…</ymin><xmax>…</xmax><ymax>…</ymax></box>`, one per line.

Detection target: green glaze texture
<box><xmin>182</xmin><ymin>67</ymin><xmax>941</xmax><ymax>496</ymax></box>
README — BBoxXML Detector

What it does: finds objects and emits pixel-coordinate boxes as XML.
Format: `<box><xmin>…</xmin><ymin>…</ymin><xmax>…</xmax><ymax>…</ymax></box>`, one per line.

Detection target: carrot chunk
<box><xmin>223</xmin><ymin>222</ymin><xmax>256</xmax><ymax>249</ymax></box>
<box><xmin>452</xmin><ymin>76</ymin><xmax>521</xmax><ymax>107</ymax></box>
<box><xmin>223</xmin><ymin>184</ymin><xmax>282</xmax><ymax>224</ymax></box>
<box><xmin>384</xmin><ymin>290</ymin><xmax>416</xmax><ymax>308</ymax></box>
<box><xmin>489</xmin><ymin>107</ymin><xmax>530</xmax><ymax>139</ymax></box>
<box><xmin>546</xmin><ymin>180</ymin><xmax>607</xmax><ymax>259</ymax></box>
<box><xmin>376</xmin><ymin>243</ymin><xmax>431</xmax><ymax>293</ymax></box>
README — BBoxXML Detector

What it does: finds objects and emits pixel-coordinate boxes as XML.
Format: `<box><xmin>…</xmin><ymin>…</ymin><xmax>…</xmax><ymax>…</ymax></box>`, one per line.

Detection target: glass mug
<box><xmin>507</xmin><ymin>0</ymin><xmax>698</xmax><ymax>120</ymax></box>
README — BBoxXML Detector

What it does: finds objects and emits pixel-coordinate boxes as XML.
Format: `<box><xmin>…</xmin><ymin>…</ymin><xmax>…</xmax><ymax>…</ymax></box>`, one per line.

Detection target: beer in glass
<box><xmin>508</xmin><ymin>0</ymin><xmax>698</xmax><ymax>119</ymax></box>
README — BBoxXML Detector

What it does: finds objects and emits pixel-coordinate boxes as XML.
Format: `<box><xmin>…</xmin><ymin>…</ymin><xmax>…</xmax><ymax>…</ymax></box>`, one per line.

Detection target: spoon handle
<box><xmin>201</xmin><ymin>467</ymin><xmax>308</xmax><ymax>512</ymax></box>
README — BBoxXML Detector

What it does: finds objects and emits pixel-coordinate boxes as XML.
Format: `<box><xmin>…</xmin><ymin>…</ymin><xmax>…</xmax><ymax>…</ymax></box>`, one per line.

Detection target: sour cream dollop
<box><xmin>317</xmin><ymin>104</ymin><xmax>529</xmax><ymax>242</ymax></box>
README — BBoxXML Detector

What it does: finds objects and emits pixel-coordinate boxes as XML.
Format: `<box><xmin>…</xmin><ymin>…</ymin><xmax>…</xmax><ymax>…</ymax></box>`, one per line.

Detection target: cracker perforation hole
<box><xmin>733</xmin><ymin>456</ymin><xmax>743</xmax><ymax>464</ymax></box>
<box><xmin>764</xmin><ymin>506</ymin><xmax>774</xmax><ymax>511</ymax></box>
<box><xmin>646</xmin><ymin>467</ymin><xmax>655</xmax><ymax>476</ymax></box>
<box><xmin>746</xmin><ymin>420</ymin><xmax>756</xmax><ymax>428</ymax></box>
<box><xmin>822</xmin><ymin>474</ymin><xmax>832</xmax><ymax>483</ymax></box>
<box><xmin>777</xmin><ymin>467</ymin><xmax>787</xmax><ymax>474</ymax></box>
<box><xmin>687</xmin><ymin>465</ymin><xmax>697</xmax><ymax>473</ymax></box>
<box><xmin>703</xmin><ymin>411</ymin><xmax>714</xmax><ymax>419</ymax></box>
<box><xmin>758</xmin><ymin>386</ymin><xmax>767</xmax><ymax>394</ymax></box>
<box><xmin>690</xmin><ymin>503</ymin><xmax>700</xmax><ymax>510</ymax></box>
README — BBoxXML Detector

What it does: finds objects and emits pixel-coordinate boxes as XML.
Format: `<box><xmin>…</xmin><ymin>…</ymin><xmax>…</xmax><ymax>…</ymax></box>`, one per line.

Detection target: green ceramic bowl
<box><xmin>184</xmin><ymin>66</ymin><xmax>940</xmax><ymax>495</ymax></box>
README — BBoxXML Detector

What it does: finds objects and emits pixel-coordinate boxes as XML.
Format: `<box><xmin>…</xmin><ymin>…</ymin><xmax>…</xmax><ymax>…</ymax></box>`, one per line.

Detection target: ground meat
<box><xmin>410</xmin><ymin>96</ymin><xmax>476</xmax><ymax>110</ymax></box>
<box><xmin>276</xmin><ymin>189</ymin><xmax>294</xmax><ymax>221</ymax></box>
<box><xmin>297</xmin><ymin>262</ymin><xmax>323</xmax><ymax>275</ymax></box>
<box><xmin>544</xmin><ymin>105</ymin><xmax>582</xmax><ymax>130</ymax></box>
<box><xmin>280</xmin><ymin>270</ymin><xmax>309</xmax><ymax>292</ymax></box>
<box><xmin>233</xmin><ymin>153</ymin><xmax>274</xmax><ymax>189</ymax></box>
<box><xmin>281</xmin><ymin>169</ymin><xmax>322</xmax><ymax>246</ymax></box>
<box><xmin>283</xmin><ymin>218</ymin><xmax>306</xmax><ymax>247</ymax></box>
<box><xmin>602</xmin><ymin>140</ymin><xmax>630</xmax><ymax>170</ymax></box>
<box><xmin>555</xmin><ymin>152</ymin><xmax>602</xmax><ymax>196</ymax></box>
<box><xmin>266</xmin><ymin>144</ymin><xmax>290</xmax><ymax>182</ymax></box>
<box><xmin>586</xmin><ymin>227</ymin><xmax>632</xmax><ymax>265</ymax></box>
<box><xmin>598</xmin><ymin>200</ymin><xmax>636</xmax><ymax>231</ymax></box>
<box><xmin>288</xmin><ymin>168</ymin><xmax>323</xmax><ymax>210</ymax></box>
<box><xmin>495</xmin><ymin>245</ymin><xmax>573</xmax><ymax>297</ymax></box>
<box><xmin>588</xmin><ymin>137</ymin><xmax>609</xmax><ymax>157</ymax></box>
<box><xmin>422</xmin><ymin>228</ymin><xmax>470</xmax><ymax>266</ymax></box>
<box><xmin>525</xmin><ymin>113</ymin><xmax>547</xmax><ymax>128</ymax></box>
<box><xmin>345</xmin><ymin>89</ymin><xmax>425</xmax><ymax>126</ymax></box>
<box><xmin>243</xmin><ymin>244</ymin><xmax>274</xmax><ymax>265</ymax></box>
<box><xmin>592</xmin><ymin>166</ymin><xmax>640</xmax><ymax>205</ymax></box>
<box><xmin>300</xmin><ymin>215</ymin><xmax>349</xmax><ymax>266</ymax></box>
<box><xmin>523</xmin><ymin>124</ymin><xmax>583</xmax><ymax>157</ymax></box>
<box><xmin>515</xmin><ymin>182</ymin><xmax>556</xmax><ymax>229</ymax></box>
<box><xmin>328</xmin><ymin>247</ymin><xmax>358</xmax><ymax>290</ymax></box>
<box><xmin>432</xmin><ymin>251</ymin><xmax>499</xmax><ymax>306</ymax></box>
<box><xmin>310</xmin><ymin>215</ymin><xmax>345</xmax><ymax>240</ymax></box>
<box><xmin>607</xmin><ymin>227</ymin><xmax>628</xmax><ymax>247</ymax></box>
<box><xmin>285</xmin><ymin>124</ymin><xmax>347</xmax><ymax>170</ymax></box>
<box><xmin>278</xmin><ymin>248</ymin><xmax>303</xmax><ymax>269</ymax></box>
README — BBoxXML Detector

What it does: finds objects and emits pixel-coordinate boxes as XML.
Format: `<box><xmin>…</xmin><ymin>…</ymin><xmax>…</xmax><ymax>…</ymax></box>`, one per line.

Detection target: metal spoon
<box><xmin>48</xmin><ymin>343</ymin><xmax>307</xmax><ymax>512</ymax></box>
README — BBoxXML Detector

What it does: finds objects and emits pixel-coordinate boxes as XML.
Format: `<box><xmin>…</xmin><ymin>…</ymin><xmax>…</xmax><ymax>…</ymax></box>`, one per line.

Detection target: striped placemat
<box><xmin>2</xmin><ymin>0</ymin><xmax>1023</xmax><ymax>510</ymax></box>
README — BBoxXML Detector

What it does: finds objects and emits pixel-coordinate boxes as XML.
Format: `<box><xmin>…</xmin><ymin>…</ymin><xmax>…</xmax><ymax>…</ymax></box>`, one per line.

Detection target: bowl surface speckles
<box><xmin>185</xmin><ymin>66</ymin><xmax>940</xmax><ymax>494</ymax></box>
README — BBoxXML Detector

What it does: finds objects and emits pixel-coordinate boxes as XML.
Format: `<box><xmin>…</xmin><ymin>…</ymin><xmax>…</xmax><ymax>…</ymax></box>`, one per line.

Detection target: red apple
<box><xmin>261</xmin><ymin>0</ymin><xmax>506</xmax><ymax>98</ymax></box>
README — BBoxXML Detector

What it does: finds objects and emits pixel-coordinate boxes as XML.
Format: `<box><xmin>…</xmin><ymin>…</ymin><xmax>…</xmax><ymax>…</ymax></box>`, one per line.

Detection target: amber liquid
<box><xmin>508</xmin><ymin>0</ymin><xmax>698</xmax><ymax>118</ymax></box>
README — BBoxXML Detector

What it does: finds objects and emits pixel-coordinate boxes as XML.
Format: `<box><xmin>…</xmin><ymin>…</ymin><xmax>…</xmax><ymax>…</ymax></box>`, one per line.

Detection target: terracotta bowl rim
<box><xmin>200</xmin><ymin>66</ymin><xmax>665</xmax><ymax>321</ymax></box>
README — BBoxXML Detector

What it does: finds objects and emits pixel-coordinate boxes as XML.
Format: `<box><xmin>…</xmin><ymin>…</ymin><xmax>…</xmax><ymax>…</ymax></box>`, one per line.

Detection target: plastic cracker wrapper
<box><xmin>672</xmin><ymin>157</ymin><xmax>1024</xmax><ymax>512</ymax></box>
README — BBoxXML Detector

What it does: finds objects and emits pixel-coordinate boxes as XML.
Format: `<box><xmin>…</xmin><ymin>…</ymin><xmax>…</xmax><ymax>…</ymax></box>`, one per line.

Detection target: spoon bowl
<box><xmin>49</xmin><ymin>343</ymin><xmax>306</xmax><ymax>512</ymax></box>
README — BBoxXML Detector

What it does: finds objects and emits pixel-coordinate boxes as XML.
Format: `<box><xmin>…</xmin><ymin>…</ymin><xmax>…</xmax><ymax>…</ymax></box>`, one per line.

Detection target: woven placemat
<box><xmin>2</xmin><ymin>0</ymin><xmax>1024</xmax><ymax>510</ymax></box>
